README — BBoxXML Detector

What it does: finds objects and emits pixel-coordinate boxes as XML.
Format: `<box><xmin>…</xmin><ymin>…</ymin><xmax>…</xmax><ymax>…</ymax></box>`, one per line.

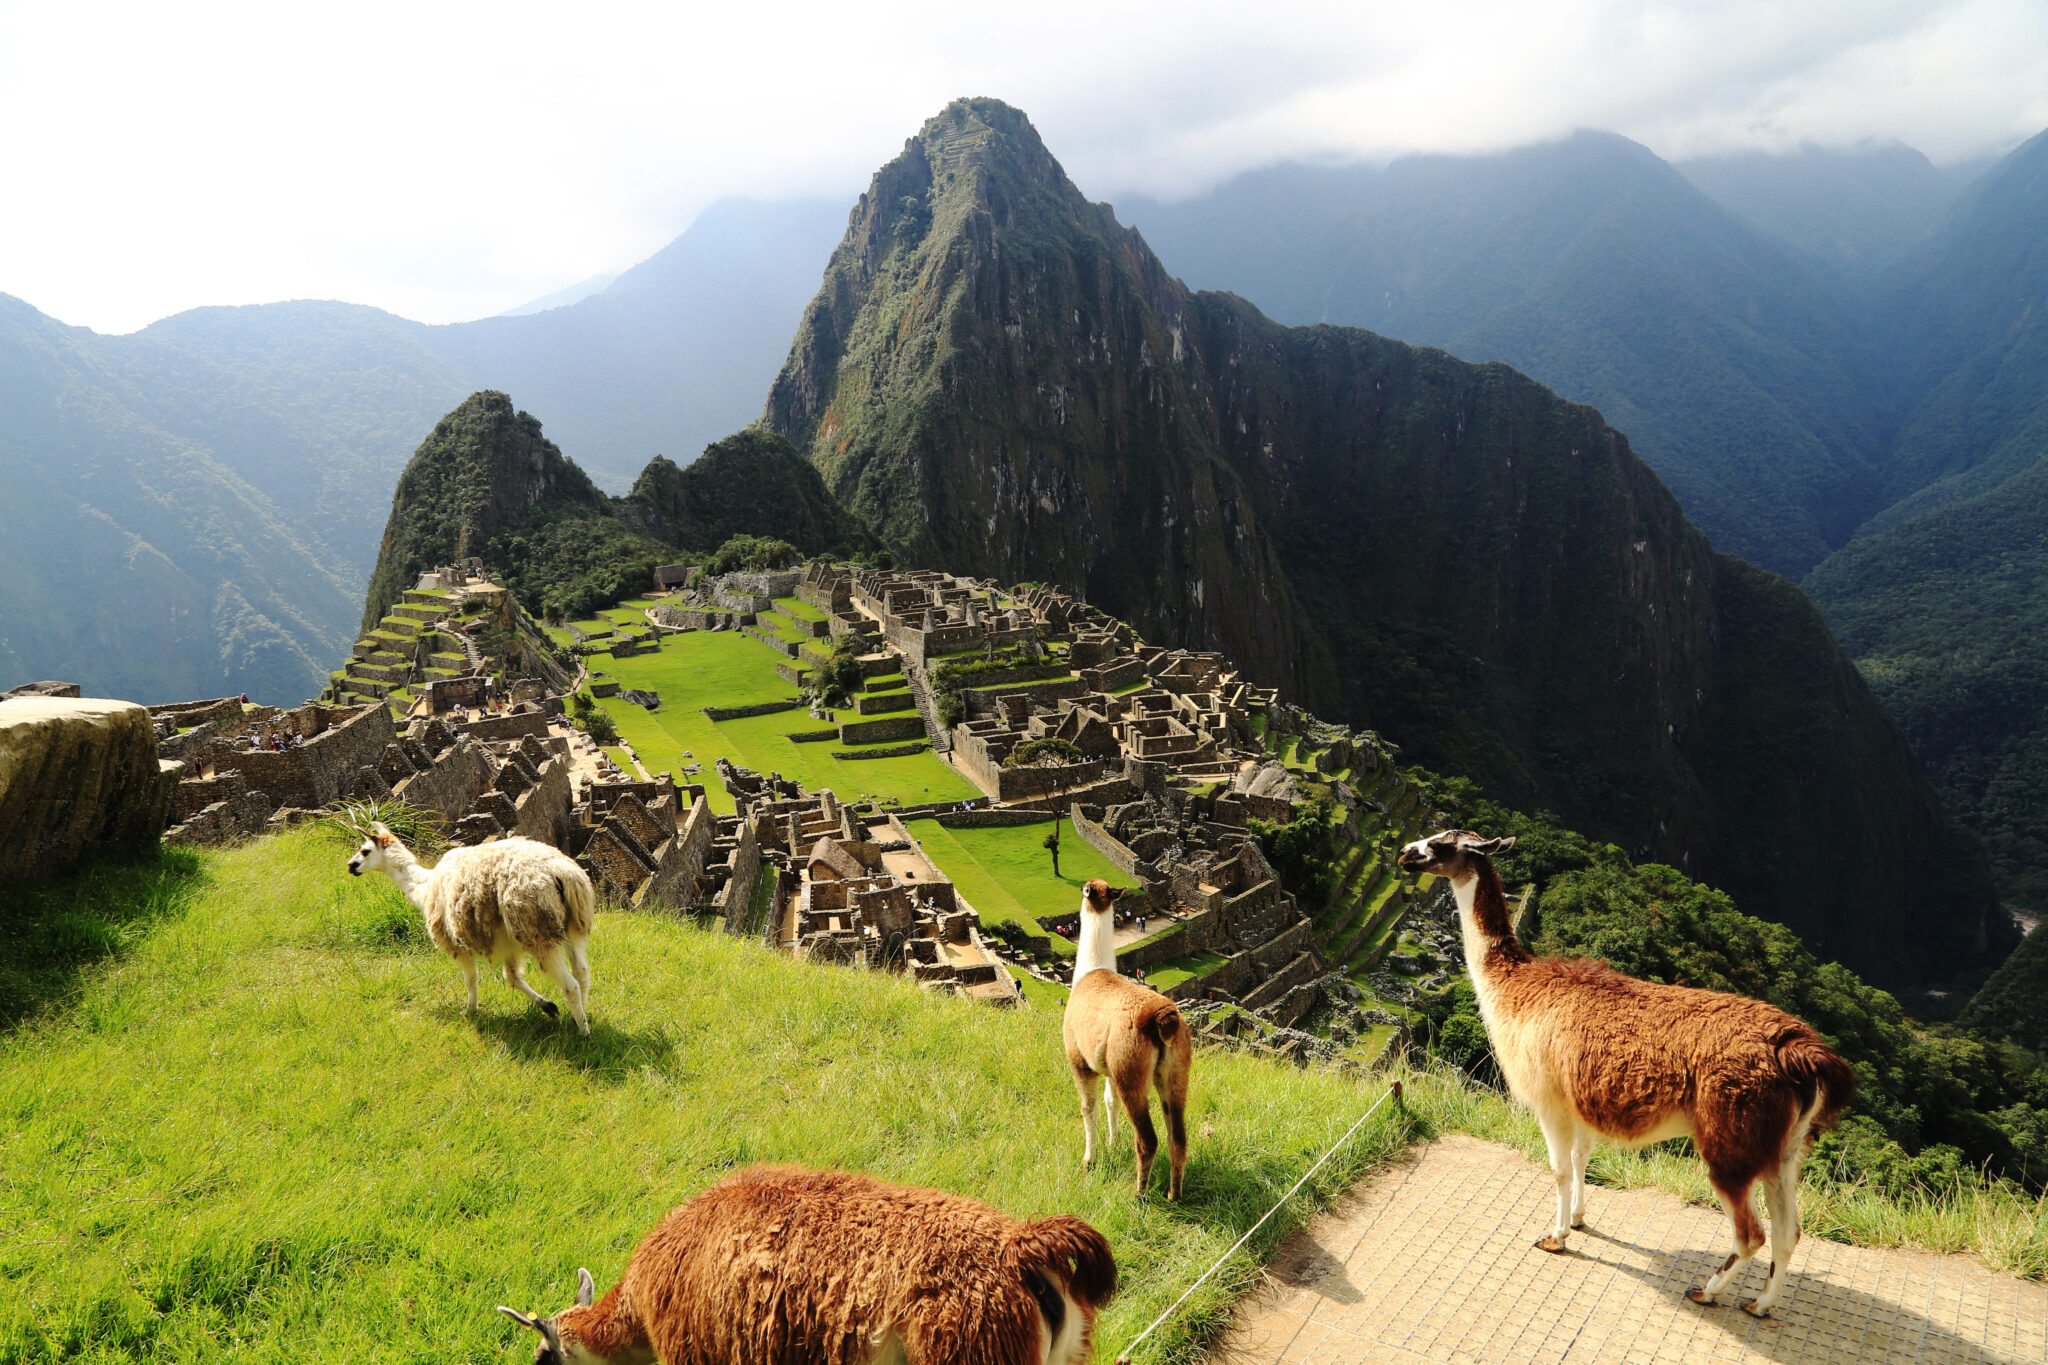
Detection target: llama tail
<box><xmin>1009</xmin><ymin>1215</ymin><xmax>1117</xmax><ymax>1309</ymax></box>
<box><xmin>1778</xmin><ymin>1029</ymin><xmax>1857</xmax><ymax>1132</ymax></box>
<box><xmin>556</xmin><ymin>869</ymin><xmax>597</xmax><ymax>937</ymax></box>
<box><xmin>1140</xmin><ymin>1000</ymin><xmax>1183</xmax><ymax>1052</ymax></box>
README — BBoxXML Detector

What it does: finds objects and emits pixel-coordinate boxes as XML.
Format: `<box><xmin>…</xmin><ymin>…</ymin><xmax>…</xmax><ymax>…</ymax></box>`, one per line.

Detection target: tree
<box><xmin>1044</xmin><ymin>821</ymin><xmax>1062</xmax><ymax>878</ymax></box>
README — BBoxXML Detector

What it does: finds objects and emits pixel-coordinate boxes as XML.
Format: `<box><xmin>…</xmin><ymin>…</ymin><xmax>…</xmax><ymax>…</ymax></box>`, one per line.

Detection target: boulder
<box><xmin>0</xmin><ymin>697</ymin><xmax>175</xmax><ymax>883</ymax></box>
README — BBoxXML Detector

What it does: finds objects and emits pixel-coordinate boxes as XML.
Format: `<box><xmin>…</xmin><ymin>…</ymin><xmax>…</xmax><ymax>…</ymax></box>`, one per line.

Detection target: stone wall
<box><xmin>1070</xmin><ymin>803</ymin><xmax>1139</xmax><ymax>874</ymax></box>
<box><xmin>833</xmin><ymin>742</ymin><xmax>929</xmax><ymax>761</ymax></box>
<box><xmin>1081</xmin><ymin>657</ymin><xmax>1147</xmax><ymax>692</ymax></box>
<box><xmin>959</xmin><ymin>676</ymin><xmax>1088</xmax><ymax>718</ymax></box>
<box><xmin>718</xmin><ymin>814</ymin><xmax>764</xmax><ymax>933</ymax></box>
<box><xmin>932</xmin><ymin>808</ymin><xmax>1055</xmax><ymax>828</ymax></box>
<box><xmin>0</xmin><ymin>697</ymin><xmax>178</xmax><ymax>883</ymax></box>
<box><xmin>390</xmin><ymin>735</ymin><xmax>497</xmax><ymax>826</ymax></box>
<box><xmin>838</xmin><ymin>715</ymin><xmax>925</xmax><ymax>745</ymax></box>
<box><xmin>456</xmin><ymin>710</ymin><xmax>551</xmax><ymax>743</ymax></box>
<box><xmin>226</xmin><ymin>704</ymin><xmax>395</xmax><ymax>810</ymax></box>
<box><xmin>703</xmin><ymin>700</ymin><xmax>802</xmax><ymax>722</ymax></box>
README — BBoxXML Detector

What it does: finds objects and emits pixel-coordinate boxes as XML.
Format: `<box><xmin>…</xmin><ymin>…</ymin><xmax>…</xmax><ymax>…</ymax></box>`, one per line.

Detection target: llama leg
<box><xmin>570</xmin><ymin>940</ymin><xmax>592</xmax><ymax>1008</ymax></box>
<box><xmin>1101</xmin><ymin>1076</ymin><xmax>1117</xmax><ymax>1148</ymax></box>
<box><xmin>1116</xmin><ymin>1083</ymin><xmax>1160</xmax><ymax>1197</ymax></box>
<box><xmin>1161</xmin><ymin>1095</ymin><xmax>1188</xmax><ymax>1201</ymax></box>
<box><xmin>457</xmin><ymin>953</ymin><xmax>479</xmax><ymax>1012</ymax></box>
<box><xmin>1570</xmin><ymin>1123</ymin><xmax>1595</xmax><ymax>1229</ymax></box>
<box><xmin>1687</xmin><ymin>1177</ymin><xmax>1765</xmax><ymax>1306</ymax></box>
<box><xmin>500</xmin><ymin>956</ymin><xmax>559</xmax><ymax>1019</ymax></box>
<box><xmin>1533</xmin><ymin>1108</ymin><xmax>1575</xmax><ymax>1252</ymax></box>
<box><xmin>540</xmin><ymin>946</ymin><xmax>589</xmax><ymax>1036</ymax></box>
<box><xmin>1741</xmin><ymin>1173</ymin><xmax>1800</xmax><ymax>1318</ymax></box>
<box><xmin>1072</xmin><ymin>1066</ymin><xmax>1102</xmax><ymax>1168</ymax></box>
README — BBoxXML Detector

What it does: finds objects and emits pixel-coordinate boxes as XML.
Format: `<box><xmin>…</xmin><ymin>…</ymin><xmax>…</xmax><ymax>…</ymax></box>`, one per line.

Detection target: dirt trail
<box><xmin>1208</xmin><ymin>1135</ymin><xmax>2044</xmax><ymax>1365</ymax></box>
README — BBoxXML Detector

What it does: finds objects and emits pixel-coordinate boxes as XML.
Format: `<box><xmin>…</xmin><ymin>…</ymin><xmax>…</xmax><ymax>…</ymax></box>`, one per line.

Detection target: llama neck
<box><xmin>1073</xmin><ymin>909</ymin><xmax>1118</xmax><ymax>979</ymax></box>
<box><xmin>560</xmin><ymin>1287</ymin><xmax>654</xmax><ymax>1365</ymax></box>
<box><xmin>378</xmin><ymin>845</ymin><xmax>434</xmax><ymax>908</ymax></box>
<box><xmin>1452</xmin><ymin>859</ymin><xmax>1531</xmax><ymax>983</ymax></box>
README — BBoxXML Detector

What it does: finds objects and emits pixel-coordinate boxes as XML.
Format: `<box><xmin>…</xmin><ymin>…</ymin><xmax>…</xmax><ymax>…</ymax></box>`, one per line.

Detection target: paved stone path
<box><xmin>1208</xmin><ymin>1135</ymin><xmax>2044</xmax><ymax>1365</ymax></box>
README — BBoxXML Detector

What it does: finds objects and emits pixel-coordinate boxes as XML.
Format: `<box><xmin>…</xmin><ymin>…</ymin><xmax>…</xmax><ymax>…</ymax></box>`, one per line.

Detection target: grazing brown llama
<box><xmin>496</xmin><ymin>1165</ymin><xmax>1117</xmax><ymax>1365</ymax></box>
<box><xmin>1397</xmin><ymin>830</ymin><xmax>1855</xmax><ymax>1319</ymax></box>
<box><xmin>1061</xmin><ymin>879</ymin><xmax>1193</xmax><ymax>1199</ymax></box>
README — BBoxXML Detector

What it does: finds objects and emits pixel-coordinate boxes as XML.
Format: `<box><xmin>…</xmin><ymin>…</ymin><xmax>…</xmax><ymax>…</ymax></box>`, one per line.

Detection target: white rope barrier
<box><xmin>1113</xmin><ymin>1080</ymin><xmax>1404</xmax><ymax>1364</ymax></box>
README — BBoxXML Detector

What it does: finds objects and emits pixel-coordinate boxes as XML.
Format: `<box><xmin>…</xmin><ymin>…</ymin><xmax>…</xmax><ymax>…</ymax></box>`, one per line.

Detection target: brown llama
<box><xmin>1061</xmin><ymin>879</ymin><xmax>1193</xmax><ymax>1199</ymax></box>
<box><xmin>496</xmin><ymin>1165</ymin><xmax>1117</xmax><ymax>1365</ymax></box>
<box><xmin>1397</xmin><ymin>830</ymin><xmax>1855</xmax><ymax>1319</ymax></box>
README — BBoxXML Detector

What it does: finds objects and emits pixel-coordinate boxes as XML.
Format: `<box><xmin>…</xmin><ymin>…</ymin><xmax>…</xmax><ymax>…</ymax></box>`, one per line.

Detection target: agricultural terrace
<box><xmin>583</xmin><ymin>631</ymin><xmax>978</xmax><ymax>814</ymax></box>
<box><xmin>0</xmin><ymin>831</ymin><xmax>1420</xmax><ymax>1363</ymax></box>
<box><xmin>901</xmin><ymin>816</ymin><xmax>1126</xmax><ymax>939</ymax></box>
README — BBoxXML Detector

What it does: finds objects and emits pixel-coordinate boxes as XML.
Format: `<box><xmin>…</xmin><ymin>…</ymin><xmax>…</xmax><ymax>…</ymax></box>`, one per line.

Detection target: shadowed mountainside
<box><xmin>766</xmin><ymin>98</ymin><xmax>2010</xmax><ymax>988</ymax></box>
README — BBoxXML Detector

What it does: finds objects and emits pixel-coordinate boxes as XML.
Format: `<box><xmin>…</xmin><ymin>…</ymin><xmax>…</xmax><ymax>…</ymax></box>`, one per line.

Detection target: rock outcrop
<box><xmin>0</xmin><ymin>697</ymin><xmax>176</xmax><ymax>883</ymax></box>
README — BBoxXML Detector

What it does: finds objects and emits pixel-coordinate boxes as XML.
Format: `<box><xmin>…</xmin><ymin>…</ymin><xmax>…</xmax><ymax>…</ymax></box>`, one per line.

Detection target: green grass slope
<box><xmin>0</xmin><ymin>832</ymin><xmax>1410</xmax><ymax>1362</ymax></box>
<box><xmin>590</xmin><ymin>632</ymin><xmax>978</xmax><ymax>812</ymax></box>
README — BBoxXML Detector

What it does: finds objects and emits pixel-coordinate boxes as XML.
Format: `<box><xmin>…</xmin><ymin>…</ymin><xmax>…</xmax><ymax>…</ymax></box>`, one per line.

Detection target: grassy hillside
<box><xmin>7</xmin><ymin>830</ymin><xmax>2045</xmax><ymax>1364</ymax></box>
<box><xmin>0</xmin><ymin>831</ymin><xmax>1414</xmax><ymax>1362</ymax></box>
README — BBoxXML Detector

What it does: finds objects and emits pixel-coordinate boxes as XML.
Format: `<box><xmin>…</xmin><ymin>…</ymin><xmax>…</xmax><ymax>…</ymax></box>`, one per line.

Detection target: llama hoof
<box><xmin>1571</xmin><ymin>1216</ymin><xmax>1586</xmax><ymax>1229</ymax></box>
<box><xmin>1740</xmin><ymin>1299</ymin><xmax>1771</xmax><ymax>1319</ymax></box>
<box><xmin>1535</xmin><ymin>1236</ymin><xmax>1567</xmax><ymax>1254</ymax></box>
<box><xmin>1685</xmin><ymin>1288</ymin><xmax>1720</xmax><ymax>1306</ymax></box>
<box><xmin>539</xmin><ymin>999</ymin><xmax>560</xmax><ymax>1019</ymax></box>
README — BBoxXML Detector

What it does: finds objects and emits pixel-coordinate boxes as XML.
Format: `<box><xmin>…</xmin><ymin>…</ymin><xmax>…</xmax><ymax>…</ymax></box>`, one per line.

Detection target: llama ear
<box><xmin>498</xmin><ymin>1306</ymin><xmax>564</xmax><ymax>1354</ymax></box>
<box><xmin>576</xmin><ymin>1267</ymin><xmax>595</xmax><ymax>1307</ymax></box>
<box><xmin>1462</xmin><ymin>834</ymin><xmax>1516</xmax><ymax>856</ymax></box>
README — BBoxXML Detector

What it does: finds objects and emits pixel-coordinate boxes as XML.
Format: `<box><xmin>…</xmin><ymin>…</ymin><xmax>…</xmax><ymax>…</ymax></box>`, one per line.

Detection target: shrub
<box><xmin>704</xmin><ymin>534</ymin><xmax>798</xmax><ymax>575</ymax></box>
<box><xmin>1002</xmin><ymin>736</ymin><xmax>1087</xmax><ymax>769</ymax></box>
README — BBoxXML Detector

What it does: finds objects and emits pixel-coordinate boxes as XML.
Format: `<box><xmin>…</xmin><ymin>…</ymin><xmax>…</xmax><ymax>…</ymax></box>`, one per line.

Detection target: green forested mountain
<box><xmin>0</xmin><ymin>198</ymin><xmax>846</xmax><ymax>706</ymax></box>
<box><xmin>364</xmin><ymin>394</ymin><xmax>868</xmax><ymax>626</ymax></box>
<box><xmin>619</xmin><ymin>428</ymin><xmax>874</xmax><ymax>555</ymax></box>
<box><xmin>766</xmin><ymin>98</ymin><xmax>2009</xmax><ymax>989</ymax></box>
<box><xmin>1804</xmin><ymin>128</ymin><xmax>2048</xmax><ymax>913</ymax></box>
<box><xmin>1117</xmin><ymin>133</ymin><xmax>1890</xmax><ymax>577</ymax></box>
<box><xmin>0</xmin><ymin>296</ymin><xmax>407</xmax><ymax>702</ymax></box>
<box><xmin>1962</xmin><ymin>921</ymin><xmax>2048</xmax><ymax>1055</ymax></box>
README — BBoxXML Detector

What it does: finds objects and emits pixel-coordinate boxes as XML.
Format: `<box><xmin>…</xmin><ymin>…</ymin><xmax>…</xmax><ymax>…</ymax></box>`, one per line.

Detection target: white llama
<box><xmin>348</xmin><ymin>823</ymin><xmax>595</xmax><ymax>1034</ymax></box>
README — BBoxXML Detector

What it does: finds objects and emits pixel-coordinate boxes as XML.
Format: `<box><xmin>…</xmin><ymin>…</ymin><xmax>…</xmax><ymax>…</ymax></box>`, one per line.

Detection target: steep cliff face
<box><xmin>766</xmin><ymin>99</ymin><xmax>1321</xmax><ymax>697</ymax></box>
<box><xmin>362</xmin><ymin>392</ymin><xmax>611</xmax><ymax>630</ymax></box>
<box><xmin>766</xmin><ymin>98</ymin><xmax>2008</xmax><ymax>986</ymax></box>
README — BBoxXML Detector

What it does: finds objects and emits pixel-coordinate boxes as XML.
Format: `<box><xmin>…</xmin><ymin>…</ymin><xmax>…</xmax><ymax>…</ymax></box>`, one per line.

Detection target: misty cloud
<box><xmin>1</xmin><ymin>0</ymin><xmax>2041</xmax><ymax>332</ymax></box>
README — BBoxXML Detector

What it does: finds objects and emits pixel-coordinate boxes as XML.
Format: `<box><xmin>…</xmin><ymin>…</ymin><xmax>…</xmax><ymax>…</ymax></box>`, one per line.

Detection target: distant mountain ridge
<box><xmin>765</xmin><ymin>97</ymin><xmax>2009</xmax><ymax>989</ymax></box>
<box><xmin>1117</xmin><ymin>132</ymin><xmax>1894</xmax><ymax>578</ymax></box>
<box><xmin>0</xmin><ymin>197</ymin><xmax>848</xmax><ymax>706</ymax></box>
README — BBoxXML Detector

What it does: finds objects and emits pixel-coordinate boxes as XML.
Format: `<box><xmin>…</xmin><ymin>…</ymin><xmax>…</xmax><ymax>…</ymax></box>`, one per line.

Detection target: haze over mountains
<box><xmin>7</xmin><ymin>105</ymin><xmax>2048</xmax><ymax>924</ymax></box>
<box><xmin>0</xmin><ymin>199</ymin><xmax>845</xmax><ymax>704</ymax></box>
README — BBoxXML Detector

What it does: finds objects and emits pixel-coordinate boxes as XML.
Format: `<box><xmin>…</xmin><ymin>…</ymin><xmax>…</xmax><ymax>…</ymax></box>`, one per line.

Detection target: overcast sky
<box><xmin>3</xmin><ymin>0</ymin><xmax>2043</xmax><ymax>334</ymax></box>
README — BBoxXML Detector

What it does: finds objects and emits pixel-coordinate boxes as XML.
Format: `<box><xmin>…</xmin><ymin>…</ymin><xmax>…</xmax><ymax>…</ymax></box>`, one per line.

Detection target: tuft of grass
<box><xmin>314</xmin><ymin>798</ymin><xmax>449</xmax><ymax>856</ymax></box>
